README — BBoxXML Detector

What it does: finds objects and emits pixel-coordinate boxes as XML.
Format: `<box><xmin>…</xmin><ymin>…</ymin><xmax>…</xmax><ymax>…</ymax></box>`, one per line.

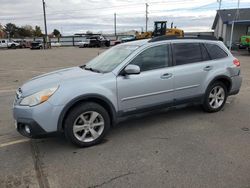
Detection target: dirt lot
<box><xmin>0</xmin><ymin>47</ymin><xmax>250</xmax><ymax>188</ymax></box>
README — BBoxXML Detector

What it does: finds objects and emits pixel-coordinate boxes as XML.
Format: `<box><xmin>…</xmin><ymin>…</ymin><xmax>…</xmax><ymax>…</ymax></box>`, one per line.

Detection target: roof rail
<box><xmin>148</xmin><ymin>35</ymin><xmax>218</xmax><ymax>43</ymax></box>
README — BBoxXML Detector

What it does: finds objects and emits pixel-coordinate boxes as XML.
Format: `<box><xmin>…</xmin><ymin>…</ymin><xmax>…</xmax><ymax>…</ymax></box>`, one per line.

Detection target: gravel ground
<box><xmin>0</xmin><ymin>47</ymin><xmax>250</xmax><ymax>188</ymax></box>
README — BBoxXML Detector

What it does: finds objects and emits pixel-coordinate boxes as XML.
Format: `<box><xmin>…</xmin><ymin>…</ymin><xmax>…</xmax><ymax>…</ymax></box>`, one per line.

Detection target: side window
<box><xmin>204</xmin><ymin>43</ymin><xmax>228</xmax><ymax>60</ymax></box>
<box><xmin>2</xmin><ymin>40</ymin><xmax>5</xmax><ymax>43</ymax></box>
<box><xmin>130</xmin><ymin>44</ymin><xmax>169</xmax><ymax>72</ymax></box>
<box><xmin>200</xmin><ymin>44</ymin><xmax>210</xmax><ymax>61</ymax></box>
<box><xmin>173</xmin><ymin>43</ymin><xmax>203</xmax><ymax>65</ymax></box>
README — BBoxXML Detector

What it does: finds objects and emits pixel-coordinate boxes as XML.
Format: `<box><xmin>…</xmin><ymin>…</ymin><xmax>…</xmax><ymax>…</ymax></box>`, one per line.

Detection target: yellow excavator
<box><xmin>135</xmin><ymin>21</ymin><xmax>184</xmax><ymax>40</ymax></box>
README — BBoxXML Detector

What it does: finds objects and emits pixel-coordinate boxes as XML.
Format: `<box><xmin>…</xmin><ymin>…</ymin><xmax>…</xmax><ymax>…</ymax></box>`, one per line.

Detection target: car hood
<box><xmin>20</xmin><ymin>66</ymin><xmax>98</xmax><ymax>96</ymax></box>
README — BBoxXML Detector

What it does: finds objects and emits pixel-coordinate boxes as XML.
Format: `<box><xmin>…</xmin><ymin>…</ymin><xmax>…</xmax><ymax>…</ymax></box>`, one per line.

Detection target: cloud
<box><xmin>0</xmin><ymin>0</ymin><xmax>249</xmax><ymax>35</ymax></box>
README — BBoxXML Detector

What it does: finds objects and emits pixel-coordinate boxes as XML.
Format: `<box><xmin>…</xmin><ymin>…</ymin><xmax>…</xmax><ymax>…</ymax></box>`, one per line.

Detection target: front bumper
<box><xmin>13</xmin><ymin>101</ymin><xmax>63</xmax><ymax>138</ymax></box>
<box><xmin>15</xmin><ymin>118</ymin><xmax>47</xmax><ymax>138</ymax></box>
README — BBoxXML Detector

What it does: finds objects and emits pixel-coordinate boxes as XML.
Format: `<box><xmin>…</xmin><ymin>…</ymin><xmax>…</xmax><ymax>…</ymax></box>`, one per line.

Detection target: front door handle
<box><xmin>203</xmin><ymin>66</ymin><xmax>213</xmax><ymax>71</ymax></box>
<box><xmin>161</xmin><ymin>73</ymin><xmax>173</xmax><ymax>79</ymax></box>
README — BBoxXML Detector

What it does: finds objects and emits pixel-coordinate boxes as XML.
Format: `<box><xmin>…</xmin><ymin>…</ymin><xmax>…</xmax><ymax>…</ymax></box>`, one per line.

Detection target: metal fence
<box><xmin>4</xmin><ymin>34</ymin><xmax>127</xmax><ymax>47</ymax></box>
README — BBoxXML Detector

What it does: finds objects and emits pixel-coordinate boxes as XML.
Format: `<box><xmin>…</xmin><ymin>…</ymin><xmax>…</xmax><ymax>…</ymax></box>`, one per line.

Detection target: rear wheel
<box><xmin>202</xmin><ymin>82</ymin><xmax>228</xmax><ymax>112</ymax></box>
<box><xmin>64</xmin><ymin>102</ymin><xmax>110</xmax><ymax>147</ymax></box>
<box><xmin>11</xmin><ymin>44</ymin><xmax>16</xmax><ymax>49</ymax></box>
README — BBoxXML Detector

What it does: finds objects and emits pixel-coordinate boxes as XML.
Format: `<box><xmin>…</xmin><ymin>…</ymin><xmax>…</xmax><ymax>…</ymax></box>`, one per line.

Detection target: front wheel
<box><xmin>11</xmin><ymin>44</ymin><xmax>16</xmax><ymax>49</ymax></box>
<box><xmin>202</xmin><ymin>82</ymin><xmax>228</xmax><ymax>113</ymax></box>
<box><xmin>64</xmin><ymin>102</ymin><xmax>110</xmax><ymax>147</ymax></box>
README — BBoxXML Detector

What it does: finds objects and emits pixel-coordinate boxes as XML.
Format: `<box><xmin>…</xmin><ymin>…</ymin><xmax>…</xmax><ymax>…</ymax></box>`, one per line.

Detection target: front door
<box><xmin>117</xmin><ymin>44</ymin><xmax>174</xmax><ymax>113</ymax></box>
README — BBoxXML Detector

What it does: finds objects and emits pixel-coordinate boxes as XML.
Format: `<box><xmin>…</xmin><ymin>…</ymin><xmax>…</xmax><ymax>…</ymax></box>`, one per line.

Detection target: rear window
<box><xmin>173</xmin><ymin>43</ymin><xmax>203</xmax><ymax>65</ymax></box>
<box><xmin>204</xmin><ymin>43</ymin><xmax>228</xmax><ymax>60</ymax></box>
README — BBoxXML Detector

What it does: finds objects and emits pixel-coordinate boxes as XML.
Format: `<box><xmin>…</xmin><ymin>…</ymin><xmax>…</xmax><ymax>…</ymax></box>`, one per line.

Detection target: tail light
<box><xmin>233</xmin><ymin>58</ymin><xmax>240</xmax><ymax>67</ymax></box>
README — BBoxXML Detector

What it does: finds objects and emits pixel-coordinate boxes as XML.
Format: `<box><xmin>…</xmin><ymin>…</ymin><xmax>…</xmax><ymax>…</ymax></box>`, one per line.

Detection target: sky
<box><xmin>0</xmin><ymin>0</ymin><xmax>250</xmax><ymax>35</ymax></box>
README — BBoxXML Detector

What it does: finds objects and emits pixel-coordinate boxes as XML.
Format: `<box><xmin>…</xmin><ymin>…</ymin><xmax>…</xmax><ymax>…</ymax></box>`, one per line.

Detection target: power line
<box><xmin>0</xmin><ymin>3</ymin><xmax>237</xmax><ymax>22</ymax></box>
<box><xmin>1</xmin><ymin>0</ymin><xmax>246</xmax><ymax>19</ymax></box>
<box><xmin>1</xmin><ymin>0</ymin><xmax>247</xmax><ymax>18</ymax></box>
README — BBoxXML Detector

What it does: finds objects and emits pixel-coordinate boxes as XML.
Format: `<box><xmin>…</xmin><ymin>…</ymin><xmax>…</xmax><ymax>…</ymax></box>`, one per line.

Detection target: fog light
<box><xmin>24</xmin><ymin>125</ymin><xmax>31</xmax><ymax>134</ymax></box>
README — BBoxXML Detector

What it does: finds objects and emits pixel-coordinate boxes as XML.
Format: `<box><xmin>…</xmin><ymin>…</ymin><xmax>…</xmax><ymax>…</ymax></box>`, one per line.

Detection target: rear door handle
<box><xmin>203</xmin><ymin>66</ymin><xmax>213</xmax><ymax>71</ymax></box>
<box><xmin>161</xmin><ymin>73</ymin><xmax>173</xmax><ymax>79</ymax></box>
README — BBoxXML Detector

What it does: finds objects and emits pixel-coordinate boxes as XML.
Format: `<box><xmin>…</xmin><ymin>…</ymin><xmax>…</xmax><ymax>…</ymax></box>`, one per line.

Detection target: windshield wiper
<box><xmin>84</xmin><ymin>66</ymin><xmax>101</xmax><ymax>73</ymax></box>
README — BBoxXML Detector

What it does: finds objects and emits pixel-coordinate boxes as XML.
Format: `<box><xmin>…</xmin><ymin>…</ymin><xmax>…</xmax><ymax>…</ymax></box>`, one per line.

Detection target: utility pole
<box><xmin>229</xmin><ymin>0</ymin><xmax>240</xmax><ymax>51</ymax></box>
<box><xmin>114</xmin><ymin>13</ymin><xmax>117</xmax><ymax>40</ymax></box>
<box><xmin>145</xmin><ymin>3</ymin><xmax>149</xmax><ymax>32</ymax></box>
<box><xmin>42</xmin><ymin>0</ymin><xmax>48</xmax><ymax>49</ymax></box>
<box><xmin>217</xmin><ymin>0</ymin><xmax>222</xmax><ymax>10</ymax></box>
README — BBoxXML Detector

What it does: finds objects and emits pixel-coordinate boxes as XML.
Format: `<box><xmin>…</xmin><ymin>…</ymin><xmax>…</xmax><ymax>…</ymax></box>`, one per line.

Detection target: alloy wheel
<box><xmin>73</xmin><ymin>111</ymin><xmax>105</xmax><ymax>142</ymax></box>
<box><xmin>208</xmin><ymin>86</ymin><xmax>225</xmax><ymax>109</ymax></box>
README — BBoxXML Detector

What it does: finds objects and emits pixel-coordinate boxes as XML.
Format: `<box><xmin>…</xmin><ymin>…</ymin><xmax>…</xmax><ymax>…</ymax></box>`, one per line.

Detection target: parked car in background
<box><xmin>112</xmin><ymin>35</ymin><xmax>136</xmax><ymax>46</ymax></box>
<box><xmin>13</xmin><ymin>36</ymin><xmax>242</xmax><ymax>147</ymax></box>
<box><xmin>113</xmin><ymin>40</ymin><xmax>122</xmax><ymax>45</ymax></box>
<box><xmin>121</xmin><ymin>35</ymin><xmax>136</xmax><ymax>43</ymax></box>
<box><xmin>30</xmin><ymin>41</ymin><xmax>43</xmax><ymax>49</ymax></box>
<box><xmin>77</xmin><ymin>39</ymin><xmax>90</xmax><ymax>48</ymax></box>
<box><xmin>0</xmin><ymin>39</ymin><xmax>20</xmax><ymax>49</ymax></box>
<box><xmin>89</xmin><ymin>35</ymin><xmax>110</xmax><ymax>47</ymax></box>
<box><xmin>14</xmin><ymin>39</ymin><xmax>31</xmax><ymax>48</ymax></box>
<box><xmin>51</xmin><ymin>42</ymin><xmax>62</xmax><ymax>47</ymax></box>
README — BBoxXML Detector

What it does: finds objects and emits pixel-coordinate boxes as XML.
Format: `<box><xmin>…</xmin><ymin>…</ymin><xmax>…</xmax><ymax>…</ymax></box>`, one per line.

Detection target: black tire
<box><xmin>11</xmin><ymin>44</ymin><xmax>16</xmax><ymax>49</ymax></box>
<box><xmin>64</xmin><ymin>102</ymin><xmax>110</xmax><ymax>147</ymax></box>
<box><xmin>202</xmin><ymin>81</ymin><xmax>228</xmax><ymax>113</ymax></box>
<box><xmin>105</xmin><ymin>41</ymin><xmax>110</xmax><ymax>47</ymax></box>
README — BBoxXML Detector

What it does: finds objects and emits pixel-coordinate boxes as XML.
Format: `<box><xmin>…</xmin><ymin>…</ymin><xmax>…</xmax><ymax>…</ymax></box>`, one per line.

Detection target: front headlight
<box><xmin>20</xmin><ymin>86</ymin><xmax>59</xmax><ymax>107</ymax></box>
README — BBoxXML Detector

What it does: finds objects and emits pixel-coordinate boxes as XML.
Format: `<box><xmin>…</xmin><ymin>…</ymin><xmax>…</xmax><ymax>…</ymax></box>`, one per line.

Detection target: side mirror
<box><xmin>124</xmin><ymin>64</ymin><xmax>140</xmax><ymax>75</ymax></box>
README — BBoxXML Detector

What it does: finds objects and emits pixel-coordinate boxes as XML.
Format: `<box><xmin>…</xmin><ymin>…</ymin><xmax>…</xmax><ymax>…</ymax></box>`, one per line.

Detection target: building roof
<box><xmin>212</xmin><ymin>8</ymin><xmax>250</xmax><ymax>29</ymax></box>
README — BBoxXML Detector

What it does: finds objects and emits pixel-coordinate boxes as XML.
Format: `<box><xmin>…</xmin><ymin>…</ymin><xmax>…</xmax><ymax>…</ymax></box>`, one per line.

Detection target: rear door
<box><xmin>172</xmin><ymin>42</ymin><xmax>212</xmax><ymax>103</ymax></box>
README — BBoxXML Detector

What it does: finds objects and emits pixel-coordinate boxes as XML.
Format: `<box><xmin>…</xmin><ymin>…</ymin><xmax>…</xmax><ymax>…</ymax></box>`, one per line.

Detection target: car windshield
<box><xmin>84</xmin><ymin>45</ymin><xmax>139</xmax><ymax>73</ymax></box>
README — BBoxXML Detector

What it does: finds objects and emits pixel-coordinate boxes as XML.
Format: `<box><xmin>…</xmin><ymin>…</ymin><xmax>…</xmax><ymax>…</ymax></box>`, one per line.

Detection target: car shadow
<box><xmin>33</xmin><ymin>104</ymin><xmax>205</xmax><ymax>151</ymax></box>
<box><xmin>113</xmin><ymin>105</ymin><xmax>204</xmax><ymax>131</ymax></box>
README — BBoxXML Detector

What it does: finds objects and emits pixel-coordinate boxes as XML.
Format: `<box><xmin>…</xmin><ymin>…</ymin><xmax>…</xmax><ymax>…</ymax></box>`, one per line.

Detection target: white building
<box><xmin>212</xmin><ymin>8</ymin><xmax>250</xmax><ymax>47</ymax></box>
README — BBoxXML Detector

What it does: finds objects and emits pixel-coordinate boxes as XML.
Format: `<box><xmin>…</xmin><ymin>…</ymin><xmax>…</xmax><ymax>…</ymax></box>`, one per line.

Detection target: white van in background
<box><xmin>0</xmin><ymin>39</ymin><xmax>20</xmax><ymax>49</ymax></box>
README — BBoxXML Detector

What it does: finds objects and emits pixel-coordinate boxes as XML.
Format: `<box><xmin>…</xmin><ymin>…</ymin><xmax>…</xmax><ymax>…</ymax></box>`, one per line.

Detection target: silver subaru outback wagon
<box><xmin>13</xmin><ymin>36</ymin><xmax>242</xmax><ymax>147</ymax></box>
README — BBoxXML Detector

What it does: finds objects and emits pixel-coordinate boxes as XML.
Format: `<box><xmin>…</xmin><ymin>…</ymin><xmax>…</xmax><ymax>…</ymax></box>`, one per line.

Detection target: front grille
<box><xmin>15</xmin><ymin>88</ymin><xmax>22</xmax><ymax>100</ymax></box>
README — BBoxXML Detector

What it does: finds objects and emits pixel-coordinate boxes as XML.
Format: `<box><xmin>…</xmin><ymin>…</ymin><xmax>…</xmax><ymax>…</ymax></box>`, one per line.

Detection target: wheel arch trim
<box><xmin>207</xmin><ymin>75</ymin><xmax>232</xmax><ymax>92</ymax></box>
<box><xmin>57</xmin><ymin>94</ymin><xmax>117</xmax><ymax>131</ymax></box>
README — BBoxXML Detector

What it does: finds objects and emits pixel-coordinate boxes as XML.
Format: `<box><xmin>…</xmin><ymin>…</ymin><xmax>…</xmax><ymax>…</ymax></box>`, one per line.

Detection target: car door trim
<box><xmin>122</xmin><ymin>84</ymin><xmax>199</xmax><ymax>102</ymax></box>
<box><xmin>121</xmin><ymin>88</ymin><xmax>174</xmax><ymax>102</ymax></box>
<box><xmin>118</xmin><ymin>94</ymin><xmax>204</xmax><ymax>117</ymax></box>
<box><xmin>175</xmin><ymin>84</ymin><xmax>200</xmax><ymax>91</ymax></box>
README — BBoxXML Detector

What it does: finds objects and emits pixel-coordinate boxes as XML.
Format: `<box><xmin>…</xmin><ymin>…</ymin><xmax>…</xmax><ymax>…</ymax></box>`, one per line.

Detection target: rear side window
<box><xmin>204</xmin><ymin>43</ymin><xmax>228</xmax><ymax>60</ymax></box>
<box><xmin>173</xmin><ymin>43</ymin><xmax>203</xmax><ymax>65</ymax></box>
<box><xmin>200</xmin><ymin>44</ymin><xmax>210</xmax><ymax>61</ymax></box>
<box><xmin>130</xmin><ymin>44</ymin><xmax>170</xmax><ymax>72</ymax></box>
